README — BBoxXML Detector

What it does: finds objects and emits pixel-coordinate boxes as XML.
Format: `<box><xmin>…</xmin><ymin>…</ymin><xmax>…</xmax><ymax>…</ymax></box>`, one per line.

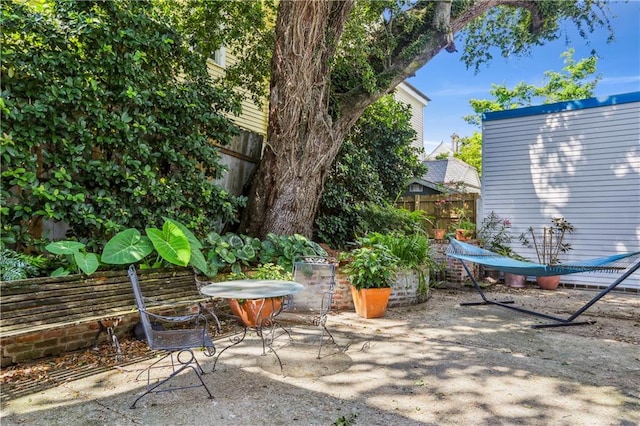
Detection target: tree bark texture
<box><xmin>240</xmin><ymin>0</ymin><xmax>354</xmax><ymax>238</ymax></box>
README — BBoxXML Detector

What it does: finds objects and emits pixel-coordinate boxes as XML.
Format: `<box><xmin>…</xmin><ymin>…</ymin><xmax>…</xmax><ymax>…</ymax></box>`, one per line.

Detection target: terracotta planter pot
<box><xmin>504</xmin><ymin>273</ymin><xmax>526</xmax><ymax>288</ymax></box>
<box><xmin>350</xmin><ymin>286</ymin><xmax>392</xmax><ymax>319</ymax></box>
<box><xmin>433</xmin><ymin>229</ymin><xmax>446</xmax><ymax>240</ymax></box>
<box><xmin>455</xmin><ymin>229</ymin><xmax>473</xmax><ymax>241</ymax></box>
<box><xmin>228</xmin><ymin>297</ymin><xmax>283</xmax><ymax>327</ymax></box>
<box><xmin>536</xmin><ymin>275</ymin><xmax>561</xmax><ymax>290</ymax></box>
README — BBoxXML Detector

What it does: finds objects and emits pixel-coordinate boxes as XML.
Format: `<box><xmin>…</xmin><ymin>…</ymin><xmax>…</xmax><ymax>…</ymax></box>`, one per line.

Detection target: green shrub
<box><xmin>1</xmin><ymin>1</ymin><xmax>243</xmax><ymax>253</ymax></box>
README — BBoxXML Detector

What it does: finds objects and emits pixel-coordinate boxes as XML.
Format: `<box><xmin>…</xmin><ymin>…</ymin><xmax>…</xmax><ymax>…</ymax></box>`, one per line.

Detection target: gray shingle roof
<box><xmin>422</xmin><ymin>158</ymin><xmax>481</xmax><ymax>193</ymax></box>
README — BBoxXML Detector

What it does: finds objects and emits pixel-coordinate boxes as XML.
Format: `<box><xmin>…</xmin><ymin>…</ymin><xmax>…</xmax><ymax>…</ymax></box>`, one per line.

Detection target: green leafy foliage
<box><xmin>340</xmin><ymin>244</ymin><xmax>400</xmax><ymax>290</ymax></box>
<box><xmin>204</xmin><ymin>232</ymin><xmax>326</xmax><ymax>277</ymax></box>
<box><xmin>265</xmin><ymin>233</ymin><xmax>327</xmax><ymax>272</ymax></box>
<box><xmin>146</xmin><ymin>221</ymin><xmax>191</xmax><ymax>267</ymax></box>
<box><xmin>101</xmin><ymin>229</ymin><xmax>154</xmax><ymax>265</ymax></box>
<box><xmin>356</xmin><ymin>231</ymin><xmax>434</xmax><ymax>294</ymax></box>
<box><xmin>205</xmin><ymin>232</ymin><xmax>260</xmax><ymax>276</ymax></box>
<box><xmin>1</xmin><ymin>0</ymin><xmax>243</xmax><ymax>254</ymax></box>
<box><xmin>454</xmin><ymin>132</ymin><xmax>482</xmax><ymax>175</ymax></box>
<box><xmin>464</xmin><ymin>49</ymin><xmax>601</xmax><ymax>127</ymax></box>
<box><xmin>0</xmin><ymin>249</ymin><xmax>48</xmax><ymax>281</ymax></box>
<box><xmin>251</xmin><ymin>263</ymin><xmax>292</xmax><ymax>281</ymax></box>
<box><xmin>45</xmin><ymin>241</ymin><xmax>99</xmax><ymax>275</ymax></box>
<box><xmin>461</xmin><ymin>5</ymin><xmax>611</xmax><ymax>73</ymax></box>
<box><xmin>364</xmin><ymin>232</ymin><xmax>432</xmax><ymax>270</ymax></box>
<box><xmin>316</xmin><ymin>95</ymin><xmax>426</xmax><ymax>248</ymax></box>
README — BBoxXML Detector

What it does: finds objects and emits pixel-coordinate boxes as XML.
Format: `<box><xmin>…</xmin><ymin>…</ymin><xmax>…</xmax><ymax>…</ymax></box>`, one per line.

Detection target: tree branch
<box><xmin>335</xmin><ymin>0</ymin><xmax>548</xmax><ymax>132</ymax></box>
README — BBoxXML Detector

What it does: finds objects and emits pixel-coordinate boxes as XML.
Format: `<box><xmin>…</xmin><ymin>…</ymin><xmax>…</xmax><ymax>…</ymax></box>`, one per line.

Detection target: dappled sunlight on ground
<box><xmin>2</xmin><ymin>285</ymin><xmax>639</xmax><ymax>425</ymax></box>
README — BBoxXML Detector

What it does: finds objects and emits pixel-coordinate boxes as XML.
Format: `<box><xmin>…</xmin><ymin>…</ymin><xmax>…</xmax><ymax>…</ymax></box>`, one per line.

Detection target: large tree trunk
<box><xmin>239</xmin><ymin>1</ymin><xmax>354</xmax><ymax>239</ymax></box>
<box><xmin>238</xmin><ymin>0</ymin><xmax>552</xmax><ymax>239</ymax></box>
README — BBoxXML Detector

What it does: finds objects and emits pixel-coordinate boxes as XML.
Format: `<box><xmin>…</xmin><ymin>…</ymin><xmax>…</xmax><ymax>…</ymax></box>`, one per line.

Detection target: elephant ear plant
<box><xmin>45</xmin><ymin>241</ymin><xmax>100</xmax><ymax>276</ymax></box>
<box><xmin>101</xmin><ymin>217</ymin><xmax>208</xmax><ymax>273</ymax></box>
<box><xmin>45</xmin><ymin>218</ymin><xmax>208</xmax><ymax>276</ymax></box>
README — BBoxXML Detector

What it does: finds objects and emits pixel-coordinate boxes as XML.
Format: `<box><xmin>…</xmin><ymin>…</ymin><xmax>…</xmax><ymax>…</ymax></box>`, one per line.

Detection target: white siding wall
<box><xmin>481</xmin><ymin>96</ymin><xmax>640</xmax><ymax>289</ymax></box>
<box><xmin>395</xmin><ymin>83</ymin><xmax>429</xmax><ymax>159</ymax></box>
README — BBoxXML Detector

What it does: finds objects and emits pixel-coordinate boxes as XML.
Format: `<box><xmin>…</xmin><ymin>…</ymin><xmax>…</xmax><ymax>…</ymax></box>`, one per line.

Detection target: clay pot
<box><xmin>350</xmin><ymin>286</ymin><xmax>392</xmax><ymax>319</ymax></box>
<box><xmin>536</xmin><ymin>275</ymin><xmax>561</xmax><ymax>290</ymax></box>
<box><xmin>227</xmin><ymin>297</ymin><xmax>283</xmax><ymax>327</ymax></box>
<box><xmin>504</xmin><ymin>273</ymin><xmax>526</xmax><ymax>288</ymax></box>
<box><xmin>433</xmin><ymin>229</ymin><xmax>446</xmax><ymax>240</ymax></box>
<box><xmin>455</xmin><ymin>229</ymin><xmax>472</xmax><ymax>241</ymax></box>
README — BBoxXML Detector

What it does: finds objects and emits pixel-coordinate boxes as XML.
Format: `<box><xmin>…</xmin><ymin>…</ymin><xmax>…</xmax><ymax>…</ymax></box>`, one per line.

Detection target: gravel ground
<box><xmin>1</xmin><ymin>283</ymin><xmax>639</xmax><ymax>426</ymax></box>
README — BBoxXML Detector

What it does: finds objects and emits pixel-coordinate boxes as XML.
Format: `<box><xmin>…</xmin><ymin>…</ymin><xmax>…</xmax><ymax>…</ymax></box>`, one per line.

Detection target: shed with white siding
<box><xmin>481</xmin><ymin>91</ymin><xmax>640</xmax><ymax>290</ymax></box>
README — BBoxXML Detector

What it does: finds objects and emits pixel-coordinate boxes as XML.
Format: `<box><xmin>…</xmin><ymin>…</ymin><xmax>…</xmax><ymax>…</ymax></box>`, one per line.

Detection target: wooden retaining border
<box><xmin>0</xmin><ymin>268</ymin><xmax>209</xmax><ymax>367</ymax></box>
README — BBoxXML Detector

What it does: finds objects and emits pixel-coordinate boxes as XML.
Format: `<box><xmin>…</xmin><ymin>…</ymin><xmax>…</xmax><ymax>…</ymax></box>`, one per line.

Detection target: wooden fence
<box><xmin>395</xmin><ymin>193</ymin><xmax>480</xmax><ymax>235</ymax></box>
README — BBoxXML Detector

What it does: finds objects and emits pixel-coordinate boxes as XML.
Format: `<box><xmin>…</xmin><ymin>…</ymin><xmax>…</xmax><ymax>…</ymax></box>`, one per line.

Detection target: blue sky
<box><xmin>408</xmin><ymin>0</ymin><xmax>640</xmax><ymax>154</ymax></box>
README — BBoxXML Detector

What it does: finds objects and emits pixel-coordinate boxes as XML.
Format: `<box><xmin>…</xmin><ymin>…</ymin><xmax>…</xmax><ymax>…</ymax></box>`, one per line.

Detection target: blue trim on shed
<box><xmin>483</xmin><ymin>91</ymin><xmax>640</xmax><ymax>122</ymax></box>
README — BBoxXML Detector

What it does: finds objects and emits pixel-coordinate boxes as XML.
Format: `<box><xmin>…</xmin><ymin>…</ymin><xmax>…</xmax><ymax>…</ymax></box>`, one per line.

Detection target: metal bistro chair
<box><xmin>282</xmin><ymin>256</ymin><xmax>340</xmax><ymax>358</ymax></box>
<box><xmin>127</xmin><ymin>265</ymin><xmax>216</xmax><ymax>409</ymax></box>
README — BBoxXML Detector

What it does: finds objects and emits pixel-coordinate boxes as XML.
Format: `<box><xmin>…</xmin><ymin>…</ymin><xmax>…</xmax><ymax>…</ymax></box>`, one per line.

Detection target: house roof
<box><xmin>422</xmin><ymin>157</ymin><xmax>481</xmax><ymax>193</ymax></box>
<box><xmin>426</xmin><ymin>142</ymin><xmax>454</xmax><ymax>159</ymax></box>
<box><xmin>398</xmin><ymin>81</ymin><xmax>431</xmax><ymax>104</ymax></box>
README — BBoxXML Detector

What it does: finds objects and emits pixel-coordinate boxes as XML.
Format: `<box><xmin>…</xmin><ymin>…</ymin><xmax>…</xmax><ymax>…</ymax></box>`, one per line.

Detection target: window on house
<box><xmin>409</xmin><ymin>183</ymin><xmax>422</xmax><ymax>192</ymax></box>
<box><xmin>212</xmin><ymin>46</ymin><xmax>226</xmax><ymax>68</ymax></box>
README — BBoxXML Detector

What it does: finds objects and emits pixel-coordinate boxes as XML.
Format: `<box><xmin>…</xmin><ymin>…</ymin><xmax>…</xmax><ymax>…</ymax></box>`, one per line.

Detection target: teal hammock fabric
<box><xmin>446</xmin><ymin>239</ymin><xmax>640</xmax><ymax>277</ymax></box>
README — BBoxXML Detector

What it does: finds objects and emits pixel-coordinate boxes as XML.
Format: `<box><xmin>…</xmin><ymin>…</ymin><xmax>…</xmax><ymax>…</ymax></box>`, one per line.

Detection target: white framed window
<box><xmin>213</xmin><ymin>46</ymin><xmax>226</xmax><ymax>68</ymax></box>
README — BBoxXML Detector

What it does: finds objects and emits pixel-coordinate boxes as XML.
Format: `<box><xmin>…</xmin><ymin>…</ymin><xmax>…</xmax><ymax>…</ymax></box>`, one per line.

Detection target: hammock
<box><xmin>447</xmin><ymin>239</ymin><xmax>640</xmax><ymax>276</ymax></box>
<box><xmin>445</xmin><ymin>238</ymin><xmax>640</xmax><ymax>328</ymax></box>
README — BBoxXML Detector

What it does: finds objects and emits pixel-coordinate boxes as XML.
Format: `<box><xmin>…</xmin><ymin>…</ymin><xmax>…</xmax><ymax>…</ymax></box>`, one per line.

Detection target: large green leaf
<box><xmin>46</xmin><ymin>241</ymin><xmax>85</xmax><ymax>255</ymax></box>
<box><xmin>101</xmin><ymin>229</ymin><xmax>154</xmax><ymax>264</ymax></box>
<box><xmin>74</xmin><ymin>252</ymin><xmax>99</xmax><ymax>275</ymax></box>
<box><xmin>146</xmin><ymin>222</ymin><xmax>190</xmax><ymax>267</ymax></box>
<box><xmin>50</xmin><ymin>267</ymin><xmax>70</xmax><ymax>277</ymax></box>
<box><xmin>216</xmin><ymin>247</ymin><xmax>236</xmax><ymax>264</ymax></box>
<box><xmin>163</xmin><ymin>217</ymin><xmax>203</xmax><ymax>249</ymax></box>
<box><xmin>226</xmin><ymin>234</ymin><xmax>243</xmax><ymax>249</ymax></box>
<box><xmin>189</xmin><ymin>247</ymin><xmax>208</xmax><ymax>275</ymax></box>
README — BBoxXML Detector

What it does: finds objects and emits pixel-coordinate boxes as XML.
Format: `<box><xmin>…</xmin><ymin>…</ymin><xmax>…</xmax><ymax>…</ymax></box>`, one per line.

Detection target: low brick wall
<box><xmin>333</xmin><ymin>240</ymin><xmax>480</xmax><ymax>313</ymax></box>
<box><xmin>388</xmin><ymin>269</ymin><xmax>430</xmax><ymax>307</ymax></box>
<box><xmin>0</xmin><ymin>269</ymin><xmax>211</xmax><ymax>367</ymax></box>
<box><xmin>431</xmin><ymin>240</ymin><xmax>480</xmax><ymax>283</ymax></box>
<box><xmin>333</xmin><ymin>270</ymin><xmax>354</xmax><ymax>311</ymax></box>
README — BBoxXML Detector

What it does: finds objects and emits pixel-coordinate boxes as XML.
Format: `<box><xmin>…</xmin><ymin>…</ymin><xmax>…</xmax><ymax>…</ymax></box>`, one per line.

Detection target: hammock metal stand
<box><xmin>447</xmin><ymin>240</ymin><xmax>640</xmax><ymax>329</ymax></box>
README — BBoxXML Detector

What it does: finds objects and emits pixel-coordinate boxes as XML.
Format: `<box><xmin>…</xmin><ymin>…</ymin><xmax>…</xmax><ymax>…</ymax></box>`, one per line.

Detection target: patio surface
<box><xmin>1</xmin><ymin>284</ymin><xmax>639</xmax><ymax>425</ymax></box>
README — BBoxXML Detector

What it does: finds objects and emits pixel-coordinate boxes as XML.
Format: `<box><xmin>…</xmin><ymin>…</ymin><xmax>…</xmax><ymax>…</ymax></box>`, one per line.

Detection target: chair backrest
<box><xmin>128</xmin><ymin>265</ymin><xmax>155</xmax><ymax>347</ymax></box>
<box><xmin>290</xmin><ymin>256</ymin><xmax>335</xmax><ymax>314</ymax></box>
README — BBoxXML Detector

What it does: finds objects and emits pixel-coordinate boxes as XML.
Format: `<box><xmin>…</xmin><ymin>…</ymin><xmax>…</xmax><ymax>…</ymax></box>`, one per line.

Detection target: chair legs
<box><xmin>130</xmin><ymin>349</ymin><xmax>214</xmax><ymax>409</ymax></box>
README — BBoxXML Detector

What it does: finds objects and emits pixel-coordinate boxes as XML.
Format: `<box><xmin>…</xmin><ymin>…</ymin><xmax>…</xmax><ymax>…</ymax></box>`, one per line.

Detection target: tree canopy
<box><xmin>227</xmin><ymin>0</ymin><xmax>613</xmax><ymax>239</ymax></box>
<box><xmin>2</xmin><ymin>0</ymin><xmax>616</xmax><ymax>248</ymax></box>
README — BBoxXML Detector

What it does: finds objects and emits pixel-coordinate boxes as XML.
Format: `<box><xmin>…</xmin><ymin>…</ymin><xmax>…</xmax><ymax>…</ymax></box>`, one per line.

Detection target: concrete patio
<box><xmin>1</xmin><ymin>285</ymin><xmax>639</xmax><ymax>425</ymax></box>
